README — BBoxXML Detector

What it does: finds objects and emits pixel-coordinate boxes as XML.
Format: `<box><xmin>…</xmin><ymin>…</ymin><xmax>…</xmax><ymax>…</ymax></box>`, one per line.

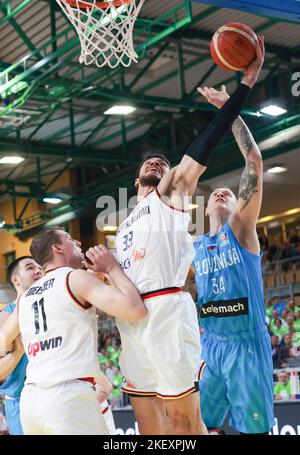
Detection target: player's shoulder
<box><xmin>69</xmin><ymin>268</ymin><xmax>105</xmax><ymax>285</ymax></box>
<box><xmin>193</xmin><ymin>234</ymin><xmax>206</xmax><ymax>247</ymax></box>
<box><xmin>68</xmin><ymin>268</ymin><xmax>89</xmax><ymax>280</ymax></box>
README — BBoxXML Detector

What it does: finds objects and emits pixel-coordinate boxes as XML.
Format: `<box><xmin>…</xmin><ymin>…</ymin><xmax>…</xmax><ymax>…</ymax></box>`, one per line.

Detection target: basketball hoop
<box><xmin>56</xmin><ymin>0</ymin><xmax>145</xmax><ymax>68</ymax></box>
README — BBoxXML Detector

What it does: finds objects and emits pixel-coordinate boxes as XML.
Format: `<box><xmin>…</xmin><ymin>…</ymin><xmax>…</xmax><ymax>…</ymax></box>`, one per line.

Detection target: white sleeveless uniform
<box><xmin>115</xmin><ymin>189</ymin><xmax>203</xmax><ymax>398</ymax></box>
<box><xmin>18</xmin><ymin>267</ymin><xmax>108</xmax><ymax>435</ymax></box>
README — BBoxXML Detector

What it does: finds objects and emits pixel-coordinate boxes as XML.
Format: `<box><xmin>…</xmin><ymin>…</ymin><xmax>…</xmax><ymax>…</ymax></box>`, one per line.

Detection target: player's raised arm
<box><xmin>230</xmin><ymin>116</ymin><xmax>263</xmax><ymax>225</ymax></box>
<box><xmin>166</xmin><ymin>36</ymin><xmax>264</xmax><ymax>198</ymax></box>
<box><xmin>199</xmin><ymin>85</ymin><xmax>263</xmax><ymax>226</ymax></box>
<box><xmin>69</xmin><ymin>245</ymin><xmax>147</xmax><ymax>321</ymax></box>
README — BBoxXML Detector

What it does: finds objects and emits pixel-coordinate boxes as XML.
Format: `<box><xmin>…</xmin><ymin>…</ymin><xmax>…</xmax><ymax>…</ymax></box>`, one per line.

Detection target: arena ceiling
<box><xmin>0</xmin><ymin>0</ymin><xmax>300</xmax><ymax>231</ymax></box>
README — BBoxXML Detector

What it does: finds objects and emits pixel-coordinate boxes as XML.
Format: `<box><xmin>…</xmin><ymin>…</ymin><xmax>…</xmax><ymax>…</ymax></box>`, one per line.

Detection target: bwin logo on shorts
<box><xmin>200</xmin><ymin>298</ymin><xmax>248</xmax><ymax>318</ymax></box>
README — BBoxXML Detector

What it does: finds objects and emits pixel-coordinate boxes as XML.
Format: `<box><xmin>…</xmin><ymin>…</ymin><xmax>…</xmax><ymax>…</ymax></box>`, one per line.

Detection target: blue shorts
<box><xmin>5</xmin><ymin>398</ymin><xmax>23</xmax><ymax>435</ymax></box>
<box><xmin>199</xmin><ymin>327</ymin><xmax>275</xmax><ymax>434</ymax></box>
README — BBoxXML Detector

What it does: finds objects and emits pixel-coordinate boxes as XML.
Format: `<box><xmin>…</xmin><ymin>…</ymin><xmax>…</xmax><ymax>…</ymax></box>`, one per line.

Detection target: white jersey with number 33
<box><xmin>18</xmin><ymin>267</ymin><xmax>101</xmax><ymax>388</ymax></box>
<box><xmin>115</xmin><ymin>189</ymin><xmax>195</xmax><ymax>293</ymax></box>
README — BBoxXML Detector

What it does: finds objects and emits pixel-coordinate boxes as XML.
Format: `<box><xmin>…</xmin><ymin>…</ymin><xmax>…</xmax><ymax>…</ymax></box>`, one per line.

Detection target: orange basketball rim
<box><xmin>66</xmin><ymin>0</ymin><xmax>132</xmax><ymax>8</ymax></box>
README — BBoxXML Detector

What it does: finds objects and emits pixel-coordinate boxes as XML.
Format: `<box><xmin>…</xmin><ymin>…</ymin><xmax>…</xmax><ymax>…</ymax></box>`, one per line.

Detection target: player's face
<box><xmin>206</xmin><ymin>188</ymin><xmax>236</xmax><ymax>218</ymax></box>
<box><xmin>58</xmin><ymin>231</ymin><xmax>84</xmax><ymax>267</ymax></box>
<box><xmin>137</xmin><ymin>158</ymin><xmax>170</xmax><ymax>187</ymax></box>
<box><xmin>15</xmin><ymin>259</ymin><xmax>43</xmax><ymax>293</ymax></box>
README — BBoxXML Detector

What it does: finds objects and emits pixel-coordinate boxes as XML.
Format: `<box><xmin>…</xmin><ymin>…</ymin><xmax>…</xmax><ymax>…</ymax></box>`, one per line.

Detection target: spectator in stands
<box><xmin>286</xmin><ymin>298</ymin><xmax>299</xmax><ymax>315</ymax></box>
<box><xmin>271</xmin><ymin>335</ymin><xmax>280</xmax><ymax>369</ymax></box>
<box><xmin>105</xmin><ymin>338</ymin><xmax>121</xmax><ymax>364</ymax></box>
<box><xmin>110</xmin><ymin>366</ymin><xmax>123</xmax><ymax>409</ymax></box>
<box><xmin>273</xmin><ymin>297</ymin><xmax>287</xmax><ymax>317</ymax></box>
<box><xmin>293</xmin><ymin>310</ymin><xmax>300</xmax><ymax>332</ymax></box>
<box><xmin>287</xmin><ymin>327</ymin><xmax>300</xmax><ymax>360</ymax></box>
<box><xmin>271</xmin><ymin>318</ymin><xmax>289</xmax><ymax>342</ymax></box>
<box><xmin>259</xmin><ymin>233</ymin><xmax>269</xmax><ymax>251</ymax></box>
<box><xmin>269</xmin><ymin>310</ymin><xmax>278</xmax><ymax>334</ymax></box>
<box><xmin>278</xmin><ymin>335</ymin><xmax>292</xmax><ymax>368</ymax></box>
<box><xmin>280</xmin><ymin>242</ymin><xmax>298</xmax><ymax>271</ymax></box>
<box><xmin>265</xmin><ymin>300</ymin><xmax>274</xmax><ymax>322</ymax></box>
<box><xmin>99</xmin><ymin>349</ymin><xmax>111</xmax><ymax>366</ymax></box>
<box><xmin>270</xmin><ymin>309</ymin><xmax>279</xmax><ymax>321</ymax></box>
<box><xmin>285</xmin><ymin>313</ymin><xmax>298</xmax><ymax>333</ymax></box>
<box><xmin>268</xmin><ymin>242</ymin><xmax>282</xmax><ymax>262</ymax></box>
<box><xmin>289</xmin><ymin>229</ymin><xmax>300</xmax><ymax>247</ymax></box>
<box><xmin>100</xmin><ymin>363</ymin><xmax>107</xmax><ymax>376</ymax></box>
<box><xmin>280</xmin><ymin>242</ymin><xmax>294</xmax><ymax>259</ymax></box>
<box><xmin>274</xmin><ymin>371</ymin><xmax>291</xmax><ymax>401</ymax></box>
<box><xmin>98</xmin><ymin>332</ymin><xmax>105</xmax><ymax>351</ymax></box>
<box><xmin>105</xmin><ymin>361</ymin><xmax>115</xmax><ymax>382</ymax></box>
<box><xmin>270</xmin><ymin>309</ymin><xmax>287</xmax><ymax>333</ymax></box>
<box><xmin>262</xmin><ymin>252</ymin><xmax>271</xmax><ymax>274</ymax></box>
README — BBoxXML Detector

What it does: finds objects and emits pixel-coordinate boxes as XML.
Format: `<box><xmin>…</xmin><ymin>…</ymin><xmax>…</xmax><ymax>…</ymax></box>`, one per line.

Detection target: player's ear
<box><xmin>52</xmin><ymin>243</ymin><xmax>63</xmax><ymax>255</ymax></box>
<box><xmin>11</xmin><ymin>274</ymin><xmax>21</xmax><ymax>288</ymax></box>
<box><xmin>134</xmin><ymin>178</ymin><xmax>139</xmax><ymax>189</ymax></box>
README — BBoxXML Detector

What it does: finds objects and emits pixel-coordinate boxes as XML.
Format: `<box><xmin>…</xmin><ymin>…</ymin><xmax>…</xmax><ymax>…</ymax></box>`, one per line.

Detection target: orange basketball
<box><xmin>210</xmin><ymin>23</ymin><xmax>258</xmax><ymax>72</ymax></box>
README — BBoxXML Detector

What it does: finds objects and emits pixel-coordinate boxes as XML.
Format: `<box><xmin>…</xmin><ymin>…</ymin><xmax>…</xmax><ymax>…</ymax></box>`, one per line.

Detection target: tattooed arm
<box><xmin>199</xmin><ymin>85</ymin><xmax>262</xmax><ymax>253</ymax></box>
<box><xmin>230</xmin><ymin>117</ymin><xmax>263</xmax><ymax>219</ymax></box>
<box><xmin>229</xmin><ymin>116</ymin><xmax>263</xmax><ymax>254</ymax></box>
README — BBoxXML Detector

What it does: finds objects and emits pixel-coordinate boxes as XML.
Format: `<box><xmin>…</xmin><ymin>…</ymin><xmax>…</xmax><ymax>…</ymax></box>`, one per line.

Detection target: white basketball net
<box><xmin>56</xmin><ymin>0</ymin><xmax>145</xmax><ymax>68</ymax></box>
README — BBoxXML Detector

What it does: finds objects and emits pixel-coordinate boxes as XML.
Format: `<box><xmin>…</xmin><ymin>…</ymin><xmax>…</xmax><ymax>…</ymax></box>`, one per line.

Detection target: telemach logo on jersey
<box><xmin>27</xmin><ymin>336</ymin><xmax>63</xmax><ymax>357</ymax></box>
<box><xmin>201</xmin><ymin>298</ymin><xmax>248</xmax><ymax>318</ymax></box>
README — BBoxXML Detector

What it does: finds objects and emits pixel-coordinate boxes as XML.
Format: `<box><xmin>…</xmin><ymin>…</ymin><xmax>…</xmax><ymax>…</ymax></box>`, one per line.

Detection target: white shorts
<box><xmin>117</xmin><ymin>291</ymin><xmax>204</xmax><ymax>399</ymax></box>
<box><xmin>20</xmin><ymin>380</ymin><xmax>109</xmax><ymax>435</ymax></box>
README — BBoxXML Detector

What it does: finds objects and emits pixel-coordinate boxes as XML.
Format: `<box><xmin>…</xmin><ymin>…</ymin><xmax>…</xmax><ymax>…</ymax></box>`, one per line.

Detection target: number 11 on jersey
<box><xmin>32</xmin><ymin>298</ymin><xmax>48</xmax><ymax>334</ymax></box>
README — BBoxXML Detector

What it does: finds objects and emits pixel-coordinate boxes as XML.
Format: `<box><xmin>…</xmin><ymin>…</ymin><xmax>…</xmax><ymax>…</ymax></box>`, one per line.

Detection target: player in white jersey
<box><xmin>0</xmin><ymin>227</ymin><xmax>146</xmax><ymax>435</ymax></box>
<box><xmin>109</xmin><ymin>39</ymin><xmax>265</xmax><ymax>435</ymax></box>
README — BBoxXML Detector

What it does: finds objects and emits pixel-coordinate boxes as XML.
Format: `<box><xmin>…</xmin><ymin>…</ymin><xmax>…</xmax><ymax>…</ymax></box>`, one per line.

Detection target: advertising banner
<box><xmin>113</xmin><ymin>402</ymin><xmax>300</xmax><ymax>435</ymax></box>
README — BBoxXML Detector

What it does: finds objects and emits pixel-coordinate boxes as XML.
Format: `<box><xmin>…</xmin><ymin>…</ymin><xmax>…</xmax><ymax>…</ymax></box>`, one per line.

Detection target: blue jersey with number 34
<box><xmin>193</xmin><ymin>223</ymin><xmax>266</xmax><ymax>334</ymax></box>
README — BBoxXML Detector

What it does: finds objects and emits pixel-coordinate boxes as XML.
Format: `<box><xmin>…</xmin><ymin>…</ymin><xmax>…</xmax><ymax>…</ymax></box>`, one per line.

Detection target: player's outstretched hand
<box><xmin>83</xmin><ymin>245</ymin><xmax>118</xmax><ymax>274</ymax></box>
<box><xmin>241</xmin><ymin>35</ymin><xmax>265</xmax><ymax>88</ymax></box>
<box><xmin>197</xmin><ymin>84</ymin><xmax>229</xmax><ymax>109</ymax></box>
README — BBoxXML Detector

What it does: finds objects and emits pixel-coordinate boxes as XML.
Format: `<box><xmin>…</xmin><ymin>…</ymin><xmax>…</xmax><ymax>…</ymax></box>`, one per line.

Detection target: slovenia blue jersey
<box><xmin>0</xmin><ymin>303</ymin><xmax>28</xmax><ymax>398</ymax></box>
<box><xmin>193</xmin><ymin>223</ymin><xmax>266</xmax><ymax>334</ymax></box>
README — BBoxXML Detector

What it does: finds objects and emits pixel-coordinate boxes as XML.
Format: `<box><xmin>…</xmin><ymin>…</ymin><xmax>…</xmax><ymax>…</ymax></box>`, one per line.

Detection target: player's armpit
<box><xmin>156</xmin><ymin>158</ymin><xmax>205</xmax><ymax>208</ymax></box>
<box><xmin>171</xmin><ymin>156</ymin><xmax>206</xmax><ymax>196</ymax></box>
